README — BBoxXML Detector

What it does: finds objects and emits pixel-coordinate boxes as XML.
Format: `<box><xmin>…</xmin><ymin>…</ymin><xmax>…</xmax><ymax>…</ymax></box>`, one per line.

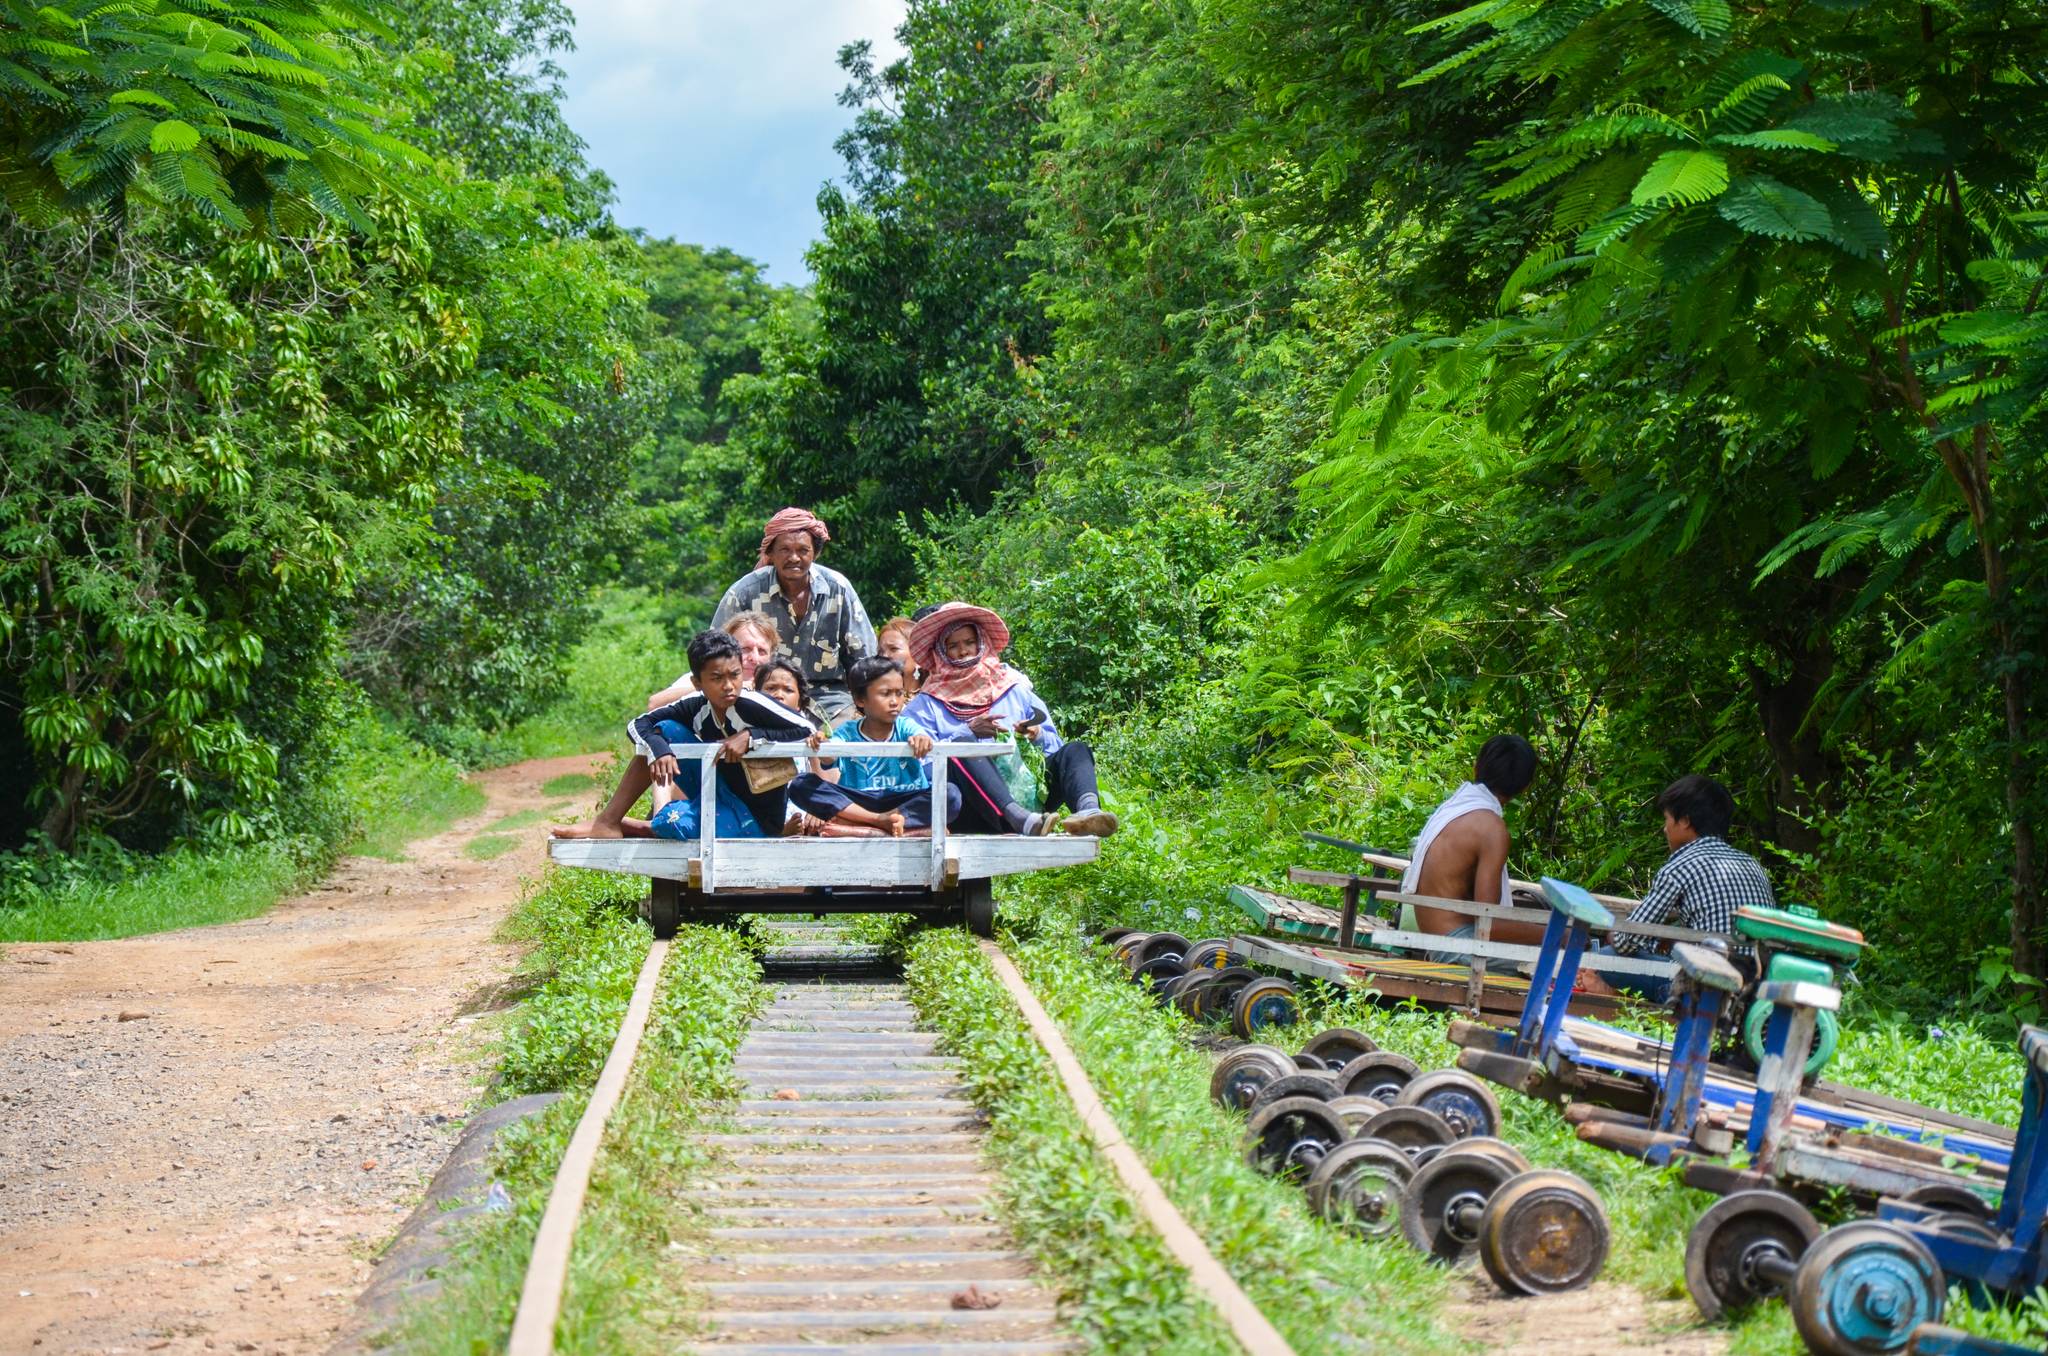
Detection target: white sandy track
<box><xmin>0</xmin><ymin>752</ymin><xmax>606</xmax><ymax>1356</ymax></box>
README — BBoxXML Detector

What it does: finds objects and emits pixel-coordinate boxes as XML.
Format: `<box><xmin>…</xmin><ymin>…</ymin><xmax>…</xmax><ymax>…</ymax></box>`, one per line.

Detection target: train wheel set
<box><xmin>1102</xmin><ymin>929</ymin><xmax>1612</xmax><ymax>1298</ymax></box>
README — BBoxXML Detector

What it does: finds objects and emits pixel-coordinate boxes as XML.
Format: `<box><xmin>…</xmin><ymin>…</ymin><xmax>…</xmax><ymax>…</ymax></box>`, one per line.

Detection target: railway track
<box><xmin>507</xmin><ymin>913</ymin><xmax>1292</xmax><ymax>1356</ymax></box>
<box><xmin>687</xmin><ymin>919</ymin><xmax>1071</xmax><ymax>1354</ymax></box>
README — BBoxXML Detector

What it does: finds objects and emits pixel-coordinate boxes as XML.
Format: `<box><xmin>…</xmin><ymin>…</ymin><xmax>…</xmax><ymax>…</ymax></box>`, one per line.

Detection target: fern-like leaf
<box><xmin>1707</xmin><ymin>72</ymin><xmax>1791</xmax><ymax>124</ymax></box>
<box><xmin>1647</xmin><ymin>0</ymin><xmax>1731</xmax><ymax>39</ymax></box>
<box><xmin>1630</xmin><ymin>149</ymin><xmax>1729</xmax><ymax>206</ymax></box>
<box><xmin>1716</xmin><ymin>174</ymin><xmax>1831</xmax><ymax>241</ymax></box>
<box><xmin>1711</xmin><ymin>129</ymin><xmax>1838</xmax><ymax>153</ymax></box>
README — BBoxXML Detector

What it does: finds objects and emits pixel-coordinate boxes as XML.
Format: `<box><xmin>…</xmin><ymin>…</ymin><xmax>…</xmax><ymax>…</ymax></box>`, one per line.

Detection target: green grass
<box><xmin>390</xmin><ymin>868</ymin><xmax>762</xmax><ymax>1353</ymax></box>
<box><xmin>0</xmin><ymin>840</ymin><xmax>314</xmax><ymax>942</ymax></box>
<box><xmin>464</xmin><ymin>834</ymin><xmax>520</xmax><ymax>861</ymax></box>
<box><xmin>907</xmin><ymin>923</ymin><xmax>1456</xmax><ymax>1354</ymax></box>
<box><xmin>904</xmin><ymin>927</ymin><xmax>1239</xmax><ymax>1354</ymax></box>
<box><xmin>0</xmin><ymin>713</ymin><xmax>482</xmax><ymax>942</ymax></box>
<box><xmin>540</xmin><ymin>773</ymin><xmax>602</xmax><ymax>798</ymax></box>
<box><xmin>485</xmin><ymin>589</ymin><xmax>685</xmax><ymax>764</ymax></box>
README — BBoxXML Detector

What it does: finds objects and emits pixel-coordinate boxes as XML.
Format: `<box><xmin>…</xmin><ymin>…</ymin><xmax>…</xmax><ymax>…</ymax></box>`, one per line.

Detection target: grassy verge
<box><xmin>392</xmin><ymin>866</ymin><xmax>763</xmax><ymax>1353</ymax></box>
<box><xmin>905</xmin><ymin>925</ymin><xmax>1456</xmax><ymax>1354</ymax></box>
<box><xmin>0</xmin><ymin>713</ymin><xmax>481</xmax><ymax>942</ymax></box>
<box><xmin>902</xmin><ymin>927</ymin><xmax>1236</xmax><ymax>1354</ymax></box>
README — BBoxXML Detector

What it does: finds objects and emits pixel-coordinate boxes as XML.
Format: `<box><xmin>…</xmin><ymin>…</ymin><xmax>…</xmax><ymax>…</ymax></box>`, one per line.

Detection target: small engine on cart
<box><xmin>1723</xmin><ymin>903</ymin><xmax>1864</xmax><ymax>1078</ymax></box>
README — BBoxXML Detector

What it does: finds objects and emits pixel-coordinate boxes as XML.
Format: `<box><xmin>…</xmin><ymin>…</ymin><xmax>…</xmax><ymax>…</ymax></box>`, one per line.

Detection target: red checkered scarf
<box><xmin>756</xmin><ymin>507</ymin><xmax>831</xmax><ymax>567</ymax></box>
<box><xmin>909</xmin><ymin>605</ymin><xmax>1016</xmax><ymax>717</ymax></box>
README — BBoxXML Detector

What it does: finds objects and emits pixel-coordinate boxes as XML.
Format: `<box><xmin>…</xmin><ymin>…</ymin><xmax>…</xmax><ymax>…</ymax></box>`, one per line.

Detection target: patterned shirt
<box><xmin>1611</xmin><ymin>836</ymin><xmax>1776</xmax><ymax>954</ymax></box>
<box><xmin>831</xmin><ymin>716</ymin><xmax>931</xmax><ymax>794</ymax></box>
<box><xmin>712</xmin><ymin>563</ymin><xmax>877</xmax><ymax>703</ymax></box>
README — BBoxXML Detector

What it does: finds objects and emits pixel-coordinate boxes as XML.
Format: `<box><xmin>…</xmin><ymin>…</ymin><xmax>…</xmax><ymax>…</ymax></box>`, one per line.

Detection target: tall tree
<box><xmin>0</xmin><ymin>0</ymin><xmax>411</xmax><ymax>228</ymax></box>
<box><xmin>1346</xmin><ymin>0</ymin><xmax>2048</xmax><ymax>973</ymax></box>
<box><xmin>730</xmin><ymin>1</ymin><xmax>1049</xmax><ymax>597</ymax></box>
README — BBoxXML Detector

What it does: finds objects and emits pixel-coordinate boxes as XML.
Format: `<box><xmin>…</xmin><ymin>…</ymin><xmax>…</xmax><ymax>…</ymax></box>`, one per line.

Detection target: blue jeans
<box><xmin>789</xmin><ymin>774</ymin><xmax>961</xmax><ymax>829</ymax></box>
<box><xmin>648</xmin><ymin>722</ymin><xmax>769</xmax><ymax>840</ymax></box>
<box><xmin>1584</xmin><ymin>944</ymin><xmax>1673</xmax><ymax>1004</ymax></box>
<box><xmin>649</xmin><ymin>779</ymin><xmax>764</xmax><ymax>840</ymax></box>
<box><xmin>1423</xmin><ymin>924</ymin><xmax>1477</xmax><ymax>965</ymax></box>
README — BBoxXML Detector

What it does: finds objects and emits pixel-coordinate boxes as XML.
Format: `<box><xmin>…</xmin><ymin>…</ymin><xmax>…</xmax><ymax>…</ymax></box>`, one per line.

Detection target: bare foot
<box><xmin>551</xmin><ymin>819</ymin><xmax>625</xmax><ymax>839</ymax></box>
<box><xmin>882</xmin><ymin>812</ymin><xmax>906</xmax><ymax>838</ymax></box>
<box><xmin>620</xmin><ymin>818</ymin><xmax>657</xmax><ymax>839</ymax></box>
<box><xmin>1576</xmin><ymin>970</ymin><xmax>1620</xmax><ymax>998</ymax></box>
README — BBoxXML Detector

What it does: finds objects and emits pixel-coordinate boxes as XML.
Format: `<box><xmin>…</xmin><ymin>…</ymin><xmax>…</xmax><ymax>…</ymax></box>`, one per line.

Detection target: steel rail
<box><xmin>506</xmin><ymin>937</ymin><xmax>671</xmax><ymax>1356</ymax></box>
<box><xmin>501</xmin><ymin>927</ymin><xmax>1301</xmax><ymax>1356</ymax></box>
<box><xmin>979</xmin><ymin>939</ymin><xmax>1298</xmax><ymax>1356</ymax></box>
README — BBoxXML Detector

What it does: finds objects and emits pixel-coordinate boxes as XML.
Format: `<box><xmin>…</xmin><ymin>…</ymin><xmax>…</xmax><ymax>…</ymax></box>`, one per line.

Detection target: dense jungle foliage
<box><xmin>725</xmin><ymin>0</ymin><xmax>2048</xmax><ymax>1017</ymax></box>
<box><xmin>0</xmin><ymin>0</ymin><xmax>792</xmax><ymax>869</ymax></box>
<box><xmin>4</xmin><ymin>0</ymin><xmax>2044</xmax><ymax>1023</ymax></box>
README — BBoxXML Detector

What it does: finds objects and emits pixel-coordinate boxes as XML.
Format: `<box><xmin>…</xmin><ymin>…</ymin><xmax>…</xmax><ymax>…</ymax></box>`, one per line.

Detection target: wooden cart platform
<box><xmin>546</xmin><ymin>739</ymin><xmax>1098</xmax><ymax>936</ymax></box>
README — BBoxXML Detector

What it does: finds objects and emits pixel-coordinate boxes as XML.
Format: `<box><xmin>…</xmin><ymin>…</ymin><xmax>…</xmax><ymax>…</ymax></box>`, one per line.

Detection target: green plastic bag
<box><xmin>996</xmin><ymin>735</ymin><xmax>1043</xmax><ymax>813</ymax></box>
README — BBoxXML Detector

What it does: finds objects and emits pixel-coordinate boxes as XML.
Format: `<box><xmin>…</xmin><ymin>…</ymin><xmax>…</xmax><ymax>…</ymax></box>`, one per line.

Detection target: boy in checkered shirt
<box><xmin>1582</xmin><ymin>774</ymin><xmax>1775</xmax><ymax>1002</ymax></box>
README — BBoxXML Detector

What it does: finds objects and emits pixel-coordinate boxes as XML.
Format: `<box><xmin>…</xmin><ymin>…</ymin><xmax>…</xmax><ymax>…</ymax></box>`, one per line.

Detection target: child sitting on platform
<box><xmin>626</xmin><ymin>629</ymin><xmax>813</xmax><ymax>842</ymax></box>
<box><xmin>787</xmin><ymin>656</ymin><xmax>961</xmax><ymax>837</ymax></box>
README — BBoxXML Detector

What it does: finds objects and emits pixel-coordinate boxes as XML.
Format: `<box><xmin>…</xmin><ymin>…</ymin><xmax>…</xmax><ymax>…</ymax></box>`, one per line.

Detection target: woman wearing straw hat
<box><xmin>902</xmin><ymin>602</ymin><xmax>1118</xmax><ymax>838</ymax></box>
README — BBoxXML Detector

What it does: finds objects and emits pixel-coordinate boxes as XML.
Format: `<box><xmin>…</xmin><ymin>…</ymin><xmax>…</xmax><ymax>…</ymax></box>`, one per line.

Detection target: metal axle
<box><xmin>1745</xmin><ymin>1242</ymin><xmax>1798</xmax><ymax>1292</ymax></box>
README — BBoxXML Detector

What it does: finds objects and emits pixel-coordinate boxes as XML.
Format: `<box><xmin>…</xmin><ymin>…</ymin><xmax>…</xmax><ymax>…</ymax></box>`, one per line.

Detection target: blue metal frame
<box><xmin>1511</xmin><ymin>878</ymin><xmax>1611</xmax><ymax>1064</ymax></box>
<box><xmin>1653</xmin><ymin>945</ymin><xmax>1739</xmax><ymax>1140</ymax></box>
<box><xmin>1464</xmin><ymin>878</ymin><xmax>1730</xmax><ymax>1147</ymax></box>
<box><xmin>1874</xmin><ymin>1025</ymin><xmax>2047</xmax><ymax>1303</ymax></box>
<box><xmin>1908</xmin><ymin>1324</ymin><xmax>2042</xmax><ymax>1356</ymax></box>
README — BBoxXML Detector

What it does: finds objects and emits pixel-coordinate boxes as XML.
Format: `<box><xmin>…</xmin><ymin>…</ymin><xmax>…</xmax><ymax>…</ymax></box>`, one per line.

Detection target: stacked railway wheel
<box><xmin>683</xmin><ymin>918</ymin><xmax>1074</xmax><ymax>1354</ymax></box>
<box><xmin>1209</xmin><ymin>1024</ymin><xmax>1610</xmax><ymax>1300</ymax></box>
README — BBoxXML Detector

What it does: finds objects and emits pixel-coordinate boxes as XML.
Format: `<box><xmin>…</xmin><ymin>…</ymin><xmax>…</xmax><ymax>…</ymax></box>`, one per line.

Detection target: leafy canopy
<box><xmin>0</xmin><ymin>0</ymin><xmax>415</xmax><ymax>229</ymax></box>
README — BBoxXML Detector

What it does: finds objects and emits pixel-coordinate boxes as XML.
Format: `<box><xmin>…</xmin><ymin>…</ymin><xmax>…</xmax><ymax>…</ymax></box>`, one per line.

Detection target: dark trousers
<box><xmin>949</xmin><ymin>741</ymin><xmax>1100</xmax><ymax>834</ymax></box>
<box><xmin>789</xmin><ymin>774</ymin><xmax>961</xmax><ymax>829</ymax></box>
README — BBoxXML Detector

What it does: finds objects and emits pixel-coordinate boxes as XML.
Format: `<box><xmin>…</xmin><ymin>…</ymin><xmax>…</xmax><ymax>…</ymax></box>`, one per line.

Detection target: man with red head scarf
<box><xmin>711</xmin><ymin>507</ymin><xmax>877</xmax><ymax>721</ymax></box>
<box><xmin>900</xmin><ymin>602</ymin><xmax>1117</xmax><ymax>837</ymax></box>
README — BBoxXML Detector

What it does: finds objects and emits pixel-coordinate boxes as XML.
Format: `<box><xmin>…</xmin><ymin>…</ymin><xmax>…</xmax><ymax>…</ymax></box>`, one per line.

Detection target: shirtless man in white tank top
<box><xmin>1406</xmin><ymin>735</ymin><xmax>1546</xmax><ymax>946</ymax></box>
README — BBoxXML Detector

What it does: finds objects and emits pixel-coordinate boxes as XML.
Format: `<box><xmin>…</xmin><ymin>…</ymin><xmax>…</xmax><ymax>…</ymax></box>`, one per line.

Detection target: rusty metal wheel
<box><xmin>1338</xmin><ymin>1051</ymin><xmax>1420</xmax><ymax>1103</ymax></box>
<box><xmin>1309</xmin><ymin>1139</ymin><xmax>1414</xmax><ymax>1239</ymax></box>
<box><xmin>1399</xmin><ymin>1145</ymin><xmax>1514</xmax><ymax>1264</ymax></box>
<box><xmin>1231</xmin><ymin>977</ymin><xmax>1302</xmax><ymax>1040</ymax></box>
<box><xmin>1248</xmin><ymin>1071</ymin><xmax>1340</xmax><ymax>1115</ymax></box>
<box><xmin>1479</xmin><ymin>1169</ymin><xmax>1611</xmax><ymax>1295</ymax></box>
<box><xmin>1357</xmin><ymin>1105</ymin><xmax>1456</xmax><ymax>1158</ymax></box>
<box><xmin>1395</xmin><ymin>1069</ymin><xmax>1502</xmax><ymax>1139</ymax></box>
<box><xmin>1302</xmin><ymin>1027</ymin><xmax>1379</xmax><ymax>1068</ymax></box>
<box><xmin>1209</xmin><ymin>1044</ymin><xmax>1296</xmax><ymax>1111</ymax></box>
<box><xmin>1684</xmin><ymin>1189</ymin><xmax>1820</xmax><ymax>1320</ymax></box>
<box><xmin>1243</xmin><ymin>1096</ymin><xmax>1349</xmax><ymax>1181</ymax></box>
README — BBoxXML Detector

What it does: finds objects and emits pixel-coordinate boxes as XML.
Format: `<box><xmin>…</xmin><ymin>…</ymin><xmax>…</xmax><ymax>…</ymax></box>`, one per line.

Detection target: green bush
<box><xmin>0</xmin><ymin>708</ymin><xmax>480</xmax><ymax>939</ymax></box>
<box><xmin>479</xmin><ymin>589</ymin><xmax>686</xmax><ymax>765</ymax></box>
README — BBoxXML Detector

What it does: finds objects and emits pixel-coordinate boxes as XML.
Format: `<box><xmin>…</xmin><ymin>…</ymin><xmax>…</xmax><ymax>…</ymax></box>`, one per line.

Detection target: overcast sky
<box><xmin>558</xmin><ymin>0</ymin><xmax>908</xmax><ymax>283</ymax></box>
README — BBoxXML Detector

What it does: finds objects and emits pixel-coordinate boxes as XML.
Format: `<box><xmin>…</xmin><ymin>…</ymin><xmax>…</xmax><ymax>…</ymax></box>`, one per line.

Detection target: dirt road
<box><xmin>0</xmin><ymin>753</ymin><xmax>607</xmax><ymax>1356</ymax></box>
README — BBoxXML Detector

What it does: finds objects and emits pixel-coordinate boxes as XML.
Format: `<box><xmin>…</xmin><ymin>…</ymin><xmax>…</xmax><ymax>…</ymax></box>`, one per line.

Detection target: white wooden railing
<box><xmin>664</xmin><ymin>740</ymin><xmax>1010</xmax><ymax>892</ymax></box>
